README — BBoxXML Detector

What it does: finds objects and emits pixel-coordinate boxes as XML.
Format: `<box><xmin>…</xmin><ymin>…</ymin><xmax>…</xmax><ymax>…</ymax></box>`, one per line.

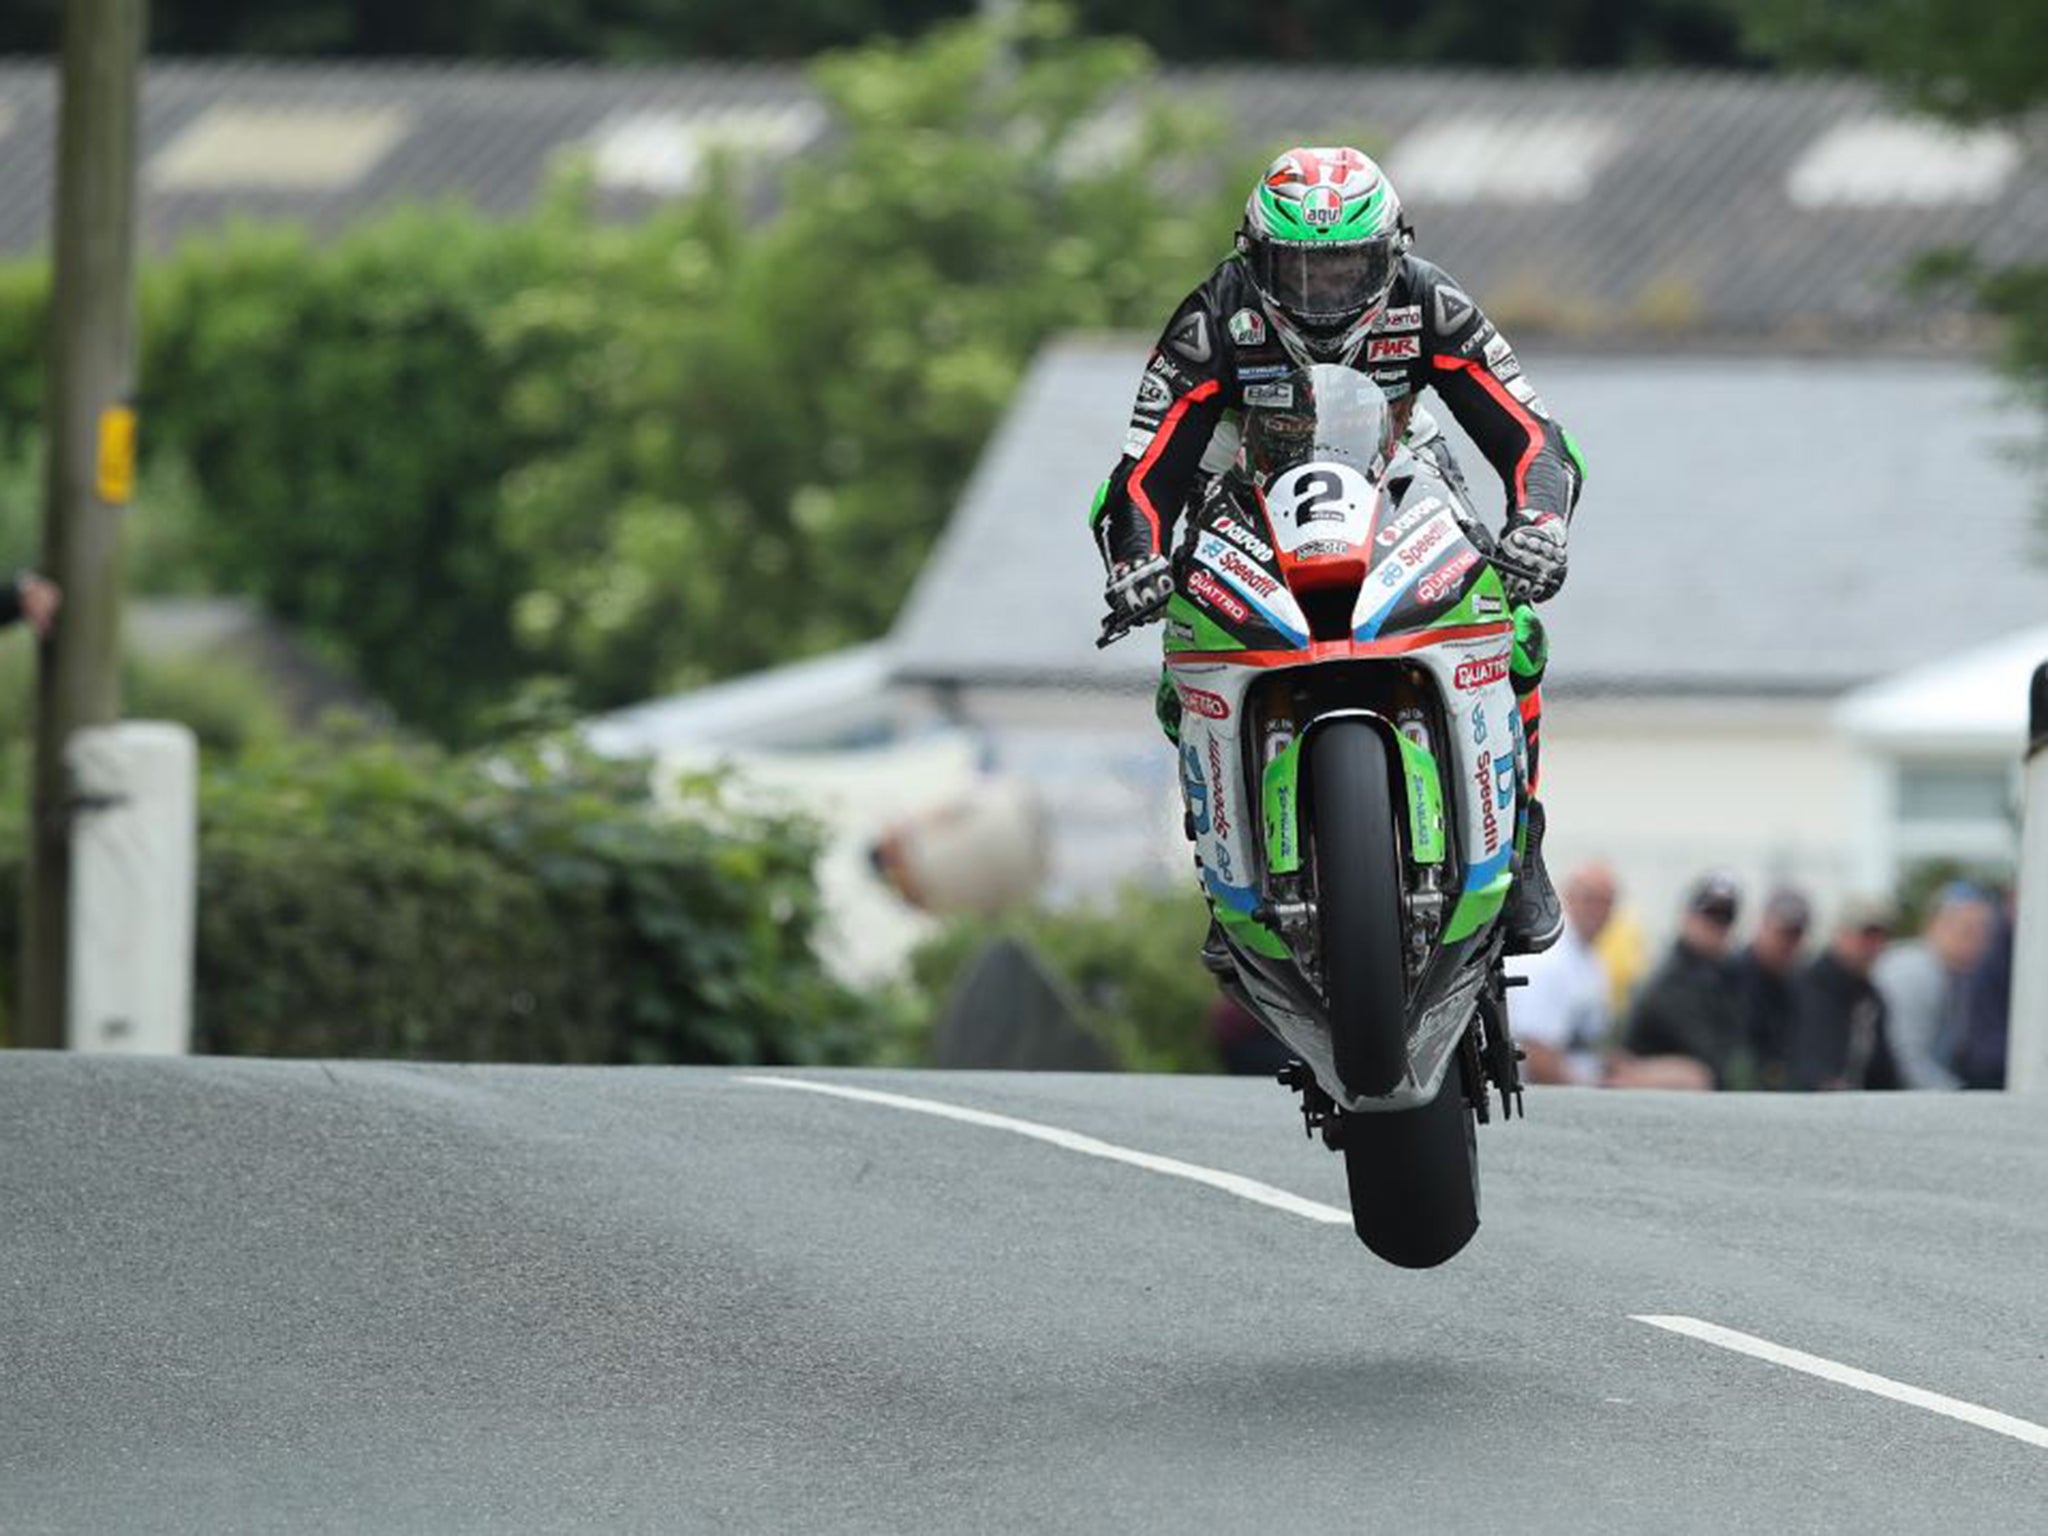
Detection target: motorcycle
<box><xmin>1100</xmin><ymin>364</ymin><xmax>1527</xmax><ymax>1269</ymax></box>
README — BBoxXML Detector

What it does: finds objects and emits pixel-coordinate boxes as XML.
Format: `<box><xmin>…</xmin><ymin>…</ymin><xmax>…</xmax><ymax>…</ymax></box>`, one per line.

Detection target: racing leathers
<box><xmin>1094</xmin><ymin>250</ymin><xmax>1584</xmax><ymax>952</ymax></box>
<box><xmin>1093</xmin><ymin>251</ymin><xmax>1581</xmax><ymax>581</ymax></box>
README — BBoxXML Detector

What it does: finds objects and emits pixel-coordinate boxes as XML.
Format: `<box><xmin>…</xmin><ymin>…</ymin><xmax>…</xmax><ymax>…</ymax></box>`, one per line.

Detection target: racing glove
<box><xmin>1104</xmin><ymin>555</ymin><xmax>1174</xmax><ymax>629</ymax></box>
<box><xmin>1494</xmin><ymin>511</ymin><xmax>1568</xmax><ymax>604</ymax></box>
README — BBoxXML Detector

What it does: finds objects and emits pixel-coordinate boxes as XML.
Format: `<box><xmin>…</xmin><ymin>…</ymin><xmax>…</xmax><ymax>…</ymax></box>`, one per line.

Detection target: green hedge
<box><xmin>0</xmin><ymin>734</ymin><xmax>904</xmax><ymax>1064</ymax></box>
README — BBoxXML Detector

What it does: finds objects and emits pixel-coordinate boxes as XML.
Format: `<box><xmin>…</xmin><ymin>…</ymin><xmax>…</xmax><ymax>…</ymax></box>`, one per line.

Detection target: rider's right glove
<box><xmin>1493</xmin><ymin>511</ymin><xmax>1569</xmax><ymax>604</ymax></box>
<box><xmin>1104</xmin><ymin>556</ymin><xmax>1174</xmax><ymax>629</ymax></box>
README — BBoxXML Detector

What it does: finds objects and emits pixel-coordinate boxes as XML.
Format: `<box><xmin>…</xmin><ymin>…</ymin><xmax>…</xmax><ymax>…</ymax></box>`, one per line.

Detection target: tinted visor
<box><xmin>1251</xmin><ymin>235</ymin><xmax>1399</xmax><ymax>324</ymax></box>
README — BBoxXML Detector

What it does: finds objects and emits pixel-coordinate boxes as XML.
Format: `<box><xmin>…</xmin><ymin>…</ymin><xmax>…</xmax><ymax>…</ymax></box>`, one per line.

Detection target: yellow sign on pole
<box><xmin>95</xmin><ymin>402</ymin><xmax>136</xmax><ymax>504</ymax></box>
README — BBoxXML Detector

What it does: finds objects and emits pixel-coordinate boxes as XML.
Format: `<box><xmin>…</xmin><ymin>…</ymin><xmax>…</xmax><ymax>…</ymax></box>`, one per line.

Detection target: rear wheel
<box><xmin>1340</xmin><ymin>1068</ymin><xmax>1480</xmax><ymax>1268</ymax></box>
<box><xmin>1308</xmin><ymin>718</ymin><xmax>1480</xmax><ymax>1267</ymax></box>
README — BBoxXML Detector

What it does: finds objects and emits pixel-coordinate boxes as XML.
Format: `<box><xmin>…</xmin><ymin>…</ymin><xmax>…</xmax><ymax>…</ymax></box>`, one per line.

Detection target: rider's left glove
<box><xmin>1494</xmin><ymin>512</ymin><xmax>1568</xmax><ymax>604</ymax></box>
<box><xmin>1104</xmin><ymin>556</ymin><xmax>1174</xmax><ymax>628</ymax></box>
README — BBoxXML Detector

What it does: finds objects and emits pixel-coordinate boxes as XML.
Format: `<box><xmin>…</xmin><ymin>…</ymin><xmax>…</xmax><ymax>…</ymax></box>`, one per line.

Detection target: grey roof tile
<box><xmin>0</xmin><ymin>62</ymin><xmax>2039</xmax><ymax>337</ymax></box>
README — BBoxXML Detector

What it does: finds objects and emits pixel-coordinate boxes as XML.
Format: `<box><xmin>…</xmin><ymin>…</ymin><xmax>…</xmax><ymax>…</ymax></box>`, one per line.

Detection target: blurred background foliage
<box><xmin>1</xmin><ymin>6</ymin><xmax>1237</xmax><ymax>741</ymax></box>
<box><xmin>0</xmin><ymin>733</ymin><xmax>915</xmax><ymax>1062</ymax></box>
<box><xmin>0</xmin><ymin>0</ymin><xmax>1757</xmax><ymax>67</ymax></box>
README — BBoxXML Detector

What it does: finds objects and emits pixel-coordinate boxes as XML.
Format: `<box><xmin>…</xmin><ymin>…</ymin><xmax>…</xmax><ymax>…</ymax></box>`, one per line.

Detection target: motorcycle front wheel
<box><xmin>1309</xmin><ymin>718</ymin><xmax>1480</xmax><ymax>1268</ymax></box>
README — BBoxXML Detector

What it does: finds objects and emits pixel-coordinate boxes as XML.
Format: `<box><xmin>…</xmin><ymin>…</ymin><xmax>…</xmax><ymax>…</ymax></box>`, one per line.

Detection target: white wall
<box><xmin>1537</xmin><ymin>693</ymin><xmax>1863</xmax><ymax>942</ymax></box>
<box><xmin>958</xmin><ymin>685</ymin><xmax>1874</xmax><ymax>950</ymax></box>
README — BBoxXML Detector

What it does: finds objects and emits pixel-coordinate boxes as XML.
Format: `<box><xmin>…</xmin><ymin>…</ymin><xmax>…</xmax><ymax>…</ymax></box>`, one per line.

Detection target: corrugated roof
<box><xmin>0</xmin><ymin>58</ymin><xmax>819</xmax><ymax>254</ymax></box>
<box><xmin>0</xmin><ymin>61</ymin><xmax>2040</xmax><ymax>337</ymax></box>
<box><xmin>1179</xmin><ymin>66</ymin><xmax>2048</xmax><ymax>340</ymax></box>
<box><xmin>886</xmin><ymin>337</ymin><xmax>2048</xmax><ymax>699</ymax></box>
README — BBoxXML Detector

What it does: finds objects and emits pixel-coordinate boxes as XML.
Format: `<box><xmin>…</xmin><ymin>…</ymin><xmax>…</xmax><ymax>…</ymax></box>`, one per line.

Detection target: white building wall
<box><xmin>959</xmin><ymin>685</ymin><xmax>1874</xmax><ymax>952</ymax></box>
<box><xmin>1537</xmin><ymin>695</ymin><xmax>1861</xmax><ymax>943</ymax></box>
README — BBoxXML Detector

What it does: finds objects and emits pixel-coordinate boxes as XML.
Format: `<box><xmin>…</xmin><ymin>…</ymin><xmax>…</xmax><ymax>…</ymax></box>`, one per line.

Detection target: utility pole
<box><xmin>19</xmin><ymin>0</ymin><xmax>146</xmax><ymax>1049</ymax></box>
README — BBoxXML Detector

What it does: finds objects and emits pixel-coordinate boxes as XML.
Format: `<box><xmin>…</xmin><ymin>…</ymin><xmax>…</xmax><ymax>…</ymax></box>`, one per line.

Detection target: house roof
<box><xmin>1183</xmin><ymin>67</ymin><xmax>2048</xmax><ymax>341</ymax></box>
<box><xmin>1836</xmin><ymin>624</ymin><xmax>2048</xmax><ymax>753</ymax></box>
<box><xmin>582</xmin><ymin>640</ymin><xmax>899</xmax><ymax>756</ymax></box>
<box><xmin>886</xmin><ymin>337</ymin><xmax>2048</xmax><ymax>700</ymax></box>
<box><xmin>0</xmin><ymin>58</ymin><xmax>819</xmax><ymax>255</ymax></box>
<box><xmin>0</xmin><ymin>60</ymin><xmax>2042</xmax><ymax>338</ymax></box>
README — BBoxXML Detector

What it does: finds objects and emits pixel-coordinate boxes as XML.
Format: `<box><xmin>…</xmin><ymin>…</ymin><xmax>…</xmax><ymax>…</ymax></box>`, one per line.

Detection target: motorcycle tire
<box><xmin>1339</xmin><ymin>1068</ymin><xmax>1480</xmax><ymax>1269</ymax></box>
<box><xmin>1309</xmin><ymin>718</ymin><xmax>1480</xmax><ymax>1268</ymax></box>
<box><xmin>1309</xmin><ymin>718</ymin><xmax>1409</xmax><ymax>1099</ymax></box>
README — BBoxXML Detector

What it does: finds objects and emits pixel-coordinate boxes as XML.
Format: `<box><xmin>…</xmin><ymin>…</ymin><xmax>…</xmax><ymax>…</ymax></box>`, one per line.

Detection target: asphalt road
<box><xmin>2</xmin><ymin>1057</ymin><xmax>2044</xmax><ymax>1533</ymax></box>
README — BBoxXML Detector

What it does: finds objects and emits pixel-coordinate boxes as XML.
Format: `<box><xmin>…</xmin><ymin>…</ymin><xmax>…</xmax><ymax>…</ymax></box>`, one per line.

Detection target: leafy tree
<box><xmin>0</xmin><ymin>0</ymin><xmax>1753</xmax><ymax>65</ymax></box>
<box><xmin>0</xmin><ymin>6</ymin><xmax>1236</xmax><ymax>737</ymax></box>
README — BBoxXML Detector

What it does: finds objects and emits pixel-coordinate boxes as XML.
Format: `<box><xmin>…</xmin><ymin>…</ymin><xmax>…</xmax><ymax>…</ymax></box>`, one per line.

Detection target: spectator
<box><xmin>1734</xmin><ymin>888</ymin><xmax>1811</xmax><ymax>1090</ymax></box>
<box><xmin>1951</xmin><ymin>888</ymin><xmax>2016</xmax><ymax>1090</ymax></box>
<box><xmin>1593</xmin><ymin>900</ymin><xmax>1648</xmax><ymax>1021</ymax></box>
<box><xmin>1622</xmin><ymin>873</ymin><xmax>1746</xmax><ymax>1088</ymax></box>
<box><xmin>1509</xmin><ymin>861</ymin><xmax>1619</xmax><ymax>1085</ymax></box>
<box><xmin>1</xmin><ymin>571</ymin><xmax>60</xmax><ymax>636</ymax></box>
<box><xmin>1873</xmin><ymin>884</ymin><xmax>1995</xmax><ymax>1090</ymax></box>
<box><xmin>1786</xmin><ymin>898</ymin><xmax>1898</xmax><ymax>1091</ymax></box>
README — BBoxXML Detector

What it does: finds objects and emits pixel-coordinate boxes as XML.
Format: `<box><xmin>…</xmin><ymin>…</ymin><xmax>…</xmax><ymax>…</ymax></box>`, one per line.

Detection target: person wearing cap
<box><xmin>1872</xmin><ymin>884</ymin><xmax>1996</xmax><ymax>1090</ymax></box>
<box><xmin>1734</xmin><ymin>888</ymin><xmax>1812</xmax><ymax>1091</ymax></box>
<box><xmin>1786</xmin><ymin>898</ymin><xmax>1899</xmax><ymax>1091</ymax></box>
<box><xmin>1621</xmin><ymin>874</ymin><xmax>1747</xmax><ymax>1089</ymax></box>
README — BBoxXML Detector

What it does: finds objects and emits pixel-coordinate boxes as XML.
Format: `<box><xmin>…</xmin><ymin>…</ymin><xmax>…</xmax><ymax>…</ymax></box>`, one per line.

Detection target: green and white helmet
<box><xmin>1237</xmin><ymin>147</ymin><xmax>1412</xmax><ymax>367</ymax></box>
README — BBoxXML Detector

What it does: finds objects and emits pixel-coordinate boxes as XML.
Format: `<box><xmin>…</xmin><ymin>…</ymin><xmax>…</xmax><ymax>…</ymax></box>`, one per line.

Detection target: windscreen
<box><xmin>1240</xmin><ymin>364</ymin><xmax>1394</xmax><ymax>487</ymax></box>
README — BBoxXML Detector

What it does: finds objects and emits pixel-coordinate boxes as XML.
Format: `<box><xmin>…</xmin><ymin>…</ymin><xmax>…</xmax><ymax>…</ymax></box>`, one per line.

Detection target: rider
<box><xmin>1090</xmin><ymin>146</ymin><xmax>1584</xmax><ymax>956</ymax></box>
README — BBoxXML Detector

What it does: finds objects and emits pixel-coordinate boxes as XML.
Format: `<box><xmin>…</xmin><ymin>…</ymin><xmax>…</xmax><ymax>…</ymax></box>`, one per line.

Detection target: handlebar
<box><xmin>1096</xmin><ymin>610</ymin><xmax>1138</xmax><ymax>650</ymax></box>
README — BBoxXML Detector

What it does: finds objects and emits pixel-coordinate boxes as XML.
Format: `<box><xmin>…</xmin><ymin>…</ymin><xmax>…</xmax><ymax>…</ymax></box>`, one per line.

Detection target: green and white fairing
<box><xmin>1163</xmin><ymin>365</ymin><xmax>1526</xmax><ymax>1111</ymax></box>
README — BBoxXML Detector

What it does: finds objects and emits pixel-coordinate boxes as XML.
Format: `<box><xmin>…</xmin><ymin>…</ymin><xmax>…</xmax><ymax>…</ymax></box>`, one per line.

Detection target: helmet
<box><xmin>1237</xmin><ymin>147</ymin><xmax>1411</xmax><ymax>367</ymax></box>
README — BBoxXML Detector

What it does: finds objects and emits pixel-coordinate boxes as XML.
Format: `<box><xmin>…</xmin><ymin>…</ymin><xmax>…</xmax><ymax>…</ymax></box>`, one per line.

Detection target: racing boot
<box><xmin>1200</xmin><ymin>915</ymin><xmax>1234</xmax><ymax>977</ymax></box>
<box><xmin>1504</xmin><ymin>797</ymin><xmax>1564</xmax><ymax>955</ymax></box>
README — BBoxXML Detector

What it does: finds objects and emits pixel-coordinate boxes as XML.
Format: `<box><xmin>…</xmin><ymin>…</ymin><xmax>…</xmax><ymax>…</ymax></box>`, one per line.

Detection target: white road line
<box><xmin>1632</xmin><ymin>1315</ymin><xmax>2048</xmax><ymax>1452</ymax></box>
<box><xmin>743</xmin><ymin>1075</ymin><xmax>1352</xmax><ymax>1225</ymax></box>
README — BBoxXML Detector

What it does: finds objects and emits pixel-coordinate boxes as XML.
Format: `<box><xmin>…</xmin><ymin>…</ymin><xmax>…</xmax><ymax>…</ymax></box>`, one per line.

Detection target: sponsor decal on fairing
<box><xmin>1416</xmin><ymin>548</ymin><xmax>1481</xmax><ymax>604</ymax></box>
<box><xmin>1177</xmin><ymin>683</ymin><xmax>1230</xmax><ymax>720</ymax></box>
<box><xmin>1197</xmin><ymin>535</ymin><xmax>1282</xmax><ymax>601</ymax></box>
<box><xmin>1207</xmin><ymin>735</ymin><xmax>1232</xmax><ymax>838</ymax></box>
<box><xmin>1187</xmin><ymin>568</ymin><xmax>1248</xmax><ymax>623</ymax></box>
<box><xmin>1453</xmin><ymin>650</ymin><xmax>1512</xmax><ymax>691</ymax></box>
<box><xmin>1351</xmin><ymin>510</ymin><xmax>1459</xmax><ymax>636</ymax></box>
<box><xmin>1473</xmin><ymin>751</ymin><xmax>1498</xmax><ymax>855</ymax></box>
<box><xmin>1374</xmin><ymin>498</ymin><xmax>1441</xmax><ymax>547</ymax></box>
<box><xmin>1397</xmin><ymin>516</ymin><xmax>1455</xmax><ymax>568</ymax></box>
<box><xmin>1213</xmin><ymin>514</ymin><xmax>1274</xmax><ymax>564</ymax></box>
